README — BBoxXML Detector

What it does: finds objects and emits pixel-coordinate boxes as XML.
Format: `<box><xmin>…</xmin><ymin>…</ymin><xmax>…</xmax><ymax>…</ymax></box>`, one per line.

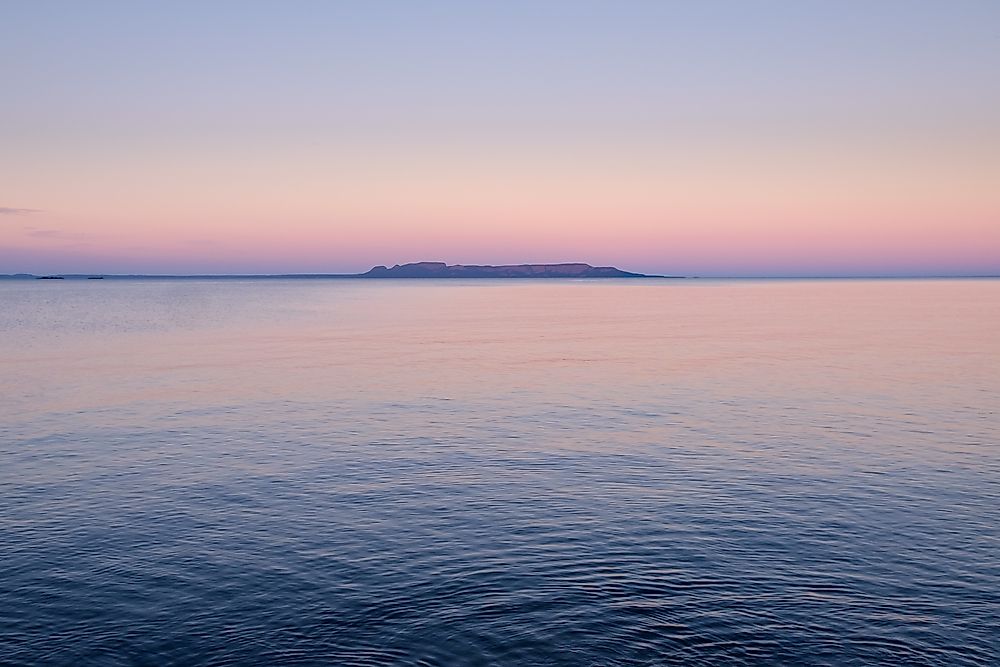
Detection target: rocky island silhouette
<box><xmin>359</xmin><ymin>262</ymin><xmax>657</xmax><ymax>278</ymax></box>
<box><xmin>4</xmin><ymin>263</ymin><xmax>667</xmax><ymax>279</ymax></box>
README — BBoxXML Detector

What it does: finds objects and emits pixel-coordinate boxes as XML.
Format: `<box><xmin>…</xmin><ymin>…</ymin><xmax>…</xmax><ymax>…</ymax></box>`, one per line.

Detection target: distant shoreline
<box><xmin>5</xmin><ymin>261</ymin><xmax>1000</xmax><ymax>281</ymax></box>
<box><xmin>4</xmin><ymin>262</ymin><xmax>678</xmax><ymax>280</ymax></box>
<box><xmin>3</xmin><ymin>274</ymin><xmax>998</xmax><ymax>281</ymax></box>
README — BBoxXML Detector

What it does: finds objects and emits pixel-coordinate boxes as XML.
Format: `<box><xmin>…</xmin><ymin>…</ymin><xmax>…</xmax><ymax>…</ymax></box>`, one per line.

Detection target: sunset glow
<box><xmin>3</xmin><ymin>2</ymin><xmax>998</xmax><ymax>276</ymax></box>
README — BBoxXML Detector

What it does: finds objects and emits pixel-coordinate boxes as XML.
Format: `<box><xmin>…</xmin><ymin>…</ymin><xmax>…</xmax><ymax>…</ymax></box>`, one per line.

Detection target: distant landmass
<box><xmin>4</xmin><ymin>268</ymin><xmax>999</xmax><ymax>280</ymax></box>
<box><xmin>360</xmin><ymin>262</ymin><xmax>656</xmax><ymax>278</ymax></box>
<box><xmin>2</xmin><ymin>262</ymin><xmax>665</xmax><ymax>279</ymax></box>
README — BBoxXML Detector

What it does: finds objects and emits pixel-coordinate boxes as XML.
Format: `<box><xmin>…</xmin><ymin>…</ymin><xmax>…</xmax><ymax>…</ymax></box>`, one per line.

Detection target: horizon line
<box><xmin>4</xmin><ymin>272</ymin><xmax>999</xmax><ymax>280</ymax></box>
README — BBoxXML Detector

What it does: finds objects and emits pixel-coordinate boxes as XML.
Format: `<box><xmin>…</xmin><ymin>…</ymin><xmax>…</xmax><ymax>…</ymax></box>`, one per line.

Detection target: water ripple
<box><xmin>2</xmin><ymin>279</ymin><xmax>999</xmax><ymax>665</ymax></box>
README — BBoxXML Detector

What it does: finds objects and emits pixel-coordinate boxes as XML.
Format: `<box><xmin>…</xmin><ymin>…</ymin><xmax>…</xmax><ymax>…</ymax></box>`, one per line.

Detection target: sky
<box><xmin>2</xmin><ymin>1</ymin><xmax>999</xmax><ymax>276</ymax></box>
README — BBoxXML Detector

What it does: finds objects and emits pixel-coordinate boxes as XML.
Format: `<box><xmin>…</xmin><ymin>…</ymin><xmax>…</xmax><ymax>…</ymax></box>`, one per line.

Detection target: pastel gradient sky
<box><xmin>2</xmin><ymin>1</ymin><xmax>999</xmax><ymax>276</ymax></box>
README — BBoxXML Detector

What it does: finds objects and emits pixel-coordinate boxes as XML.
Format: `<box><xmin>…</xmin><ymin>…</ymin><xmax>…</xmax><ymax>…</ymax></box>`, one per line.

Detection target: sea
<box><xmin>1</xmin><ymin>278</ymin><xmax>998</xmax><ymax>666</ymax></box>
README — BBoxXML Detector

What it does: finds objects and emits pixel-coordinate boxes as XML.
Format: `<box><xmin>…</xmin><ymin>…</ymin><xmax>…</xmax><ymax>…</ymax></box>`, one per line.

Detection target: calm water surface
<box><xmin>1</xmin><ymin>279</ymin><xmax>998</xmax><ymax>665</ymax></box>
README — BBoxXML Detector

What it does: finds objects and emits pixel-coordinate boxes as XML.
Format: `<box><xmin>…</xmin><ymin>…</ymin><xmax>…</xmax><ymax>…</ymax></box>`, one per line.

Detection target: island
<box><xmin>359</xmin><ymin>262</ymin><xmax>657</xmax><ymax>278</ymax></box>
<box><xmin>3</xmin><ymin>263</ymin><xmax>669</xmax><ymax>280</ymax></box>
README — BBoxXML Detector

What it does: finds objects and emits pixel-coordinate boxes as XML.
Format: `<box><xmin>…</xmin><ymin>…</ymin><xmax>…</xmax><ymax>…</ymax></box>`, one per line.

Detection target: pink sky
<box><xmin>2</xmin><ymin>3</ymin><xmax>999</xmax><ymax>276</ymax></box>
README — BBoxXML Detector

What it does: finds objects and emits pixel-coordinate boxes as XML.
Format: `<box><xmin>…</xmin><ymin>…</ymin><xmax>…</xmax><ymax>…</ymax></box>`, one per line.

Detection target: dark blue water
<box><xmin>2</xmin><ymin>279</ymin><xmax>998</xmax><ymax>665</ymax></box>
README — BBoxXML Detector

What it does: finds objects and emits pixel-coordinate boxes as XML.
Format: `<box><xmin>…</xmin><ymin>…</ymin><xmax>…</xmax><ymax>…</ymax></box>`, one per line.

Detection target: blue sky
<box><xmin>2</xmin><ymin>1</ymin><xmax>999</xmax><ymax>275</ymax></box>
